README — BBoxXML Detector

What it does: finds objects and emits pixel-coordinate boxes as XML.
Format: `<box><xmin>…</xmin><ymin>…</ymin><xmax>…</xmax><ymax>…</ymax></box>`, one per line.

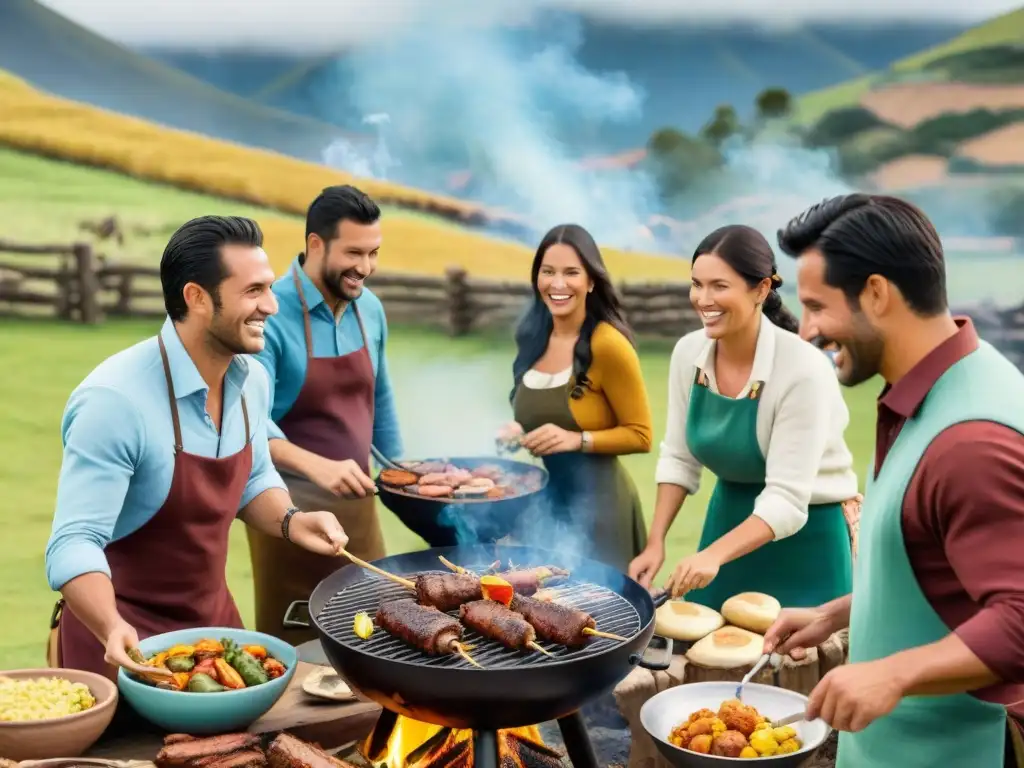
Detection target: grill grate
<box><xmin>317</xmin><ymin>566</ymin><xmax>642</xmax><ymax>670</ymax></box>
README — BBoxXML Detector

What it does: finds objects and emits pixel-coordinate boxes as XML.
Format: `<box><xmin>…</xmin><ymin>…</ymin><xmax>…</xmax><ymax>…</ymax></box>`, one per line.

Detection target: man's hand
<box><xmin>666</xmin><ymin>550</ymin><xmax>721</xmax><ymax>597</ymax></box>
<box><xmin>629</xmin><ymin>543</ymin><xmax>666</xmax><ymax>589</ymax></box>
<box><xmin>806</xmin><ymin>658</ymin><xmax>905</xmax><ymax>732</ymax></box>
<box><xmin>763</xmin><ymin>605</ymin><xmax>844</xmax><ymax>659</ymax></box>
<box><xmin>519</xmin><ymin>424</ymin><xmax>582</xmax><ymax>456</ymax></box>
<box><xmin>103</xmin><ymin>618</ymin><xmax>141</xmax><ymax>670</ymax></box>
<box><xmin>308</xmin><ymin>457</ymin><xmax>377</xmax><ymax>498</ymax></box>
<box><xmin>289</xmin><ymin>510</ymin><xmax>350</xmax><ymax>556</ymax></box>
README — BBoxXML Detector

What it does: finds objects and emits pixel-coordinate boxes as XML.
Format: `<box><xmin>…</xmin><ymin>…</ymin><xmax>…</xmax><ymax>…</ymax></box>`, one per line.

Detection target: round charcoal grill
<box><xmin>285</xmin><ymin>543</ymin><xmax>671</xmax><ymax>768</ymax></box>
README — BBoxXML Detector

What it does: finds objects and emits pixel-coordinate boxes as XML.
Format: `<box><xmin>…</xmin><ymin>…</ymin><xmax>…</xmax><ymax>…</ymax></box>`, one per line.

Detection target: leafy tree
<box><xmin>645</xmin><ymin>127</ymin><xmax>723</xmax><ymax>200</ymax></box>
<box><xmin>755</xmin><ymin>87</ymin><xmax>793</xmax><ymax>120</ymax></box>
<box><xmin>700</xmin><ymin>104</ymin><xmax>741</xmax><ymax>146</ymax></box>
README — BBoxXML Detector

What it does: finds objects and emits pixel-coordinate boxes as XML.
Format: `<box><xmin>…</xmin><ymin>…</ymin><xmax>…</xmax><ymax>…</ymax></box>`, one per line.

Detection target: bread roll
<box><xmin>654</xmin><ymin>600</ymin><xmax>725</xmax><ymax>641</ymax></box>
<box><xmin>685</xmin><ymin>626</ymin><xmax>765</xmax><ymax>669</ymax></box>
<box><xmin>720</xmin><ymin>592</ymin><xmax>782</xmax><ymax>634</ymax></box>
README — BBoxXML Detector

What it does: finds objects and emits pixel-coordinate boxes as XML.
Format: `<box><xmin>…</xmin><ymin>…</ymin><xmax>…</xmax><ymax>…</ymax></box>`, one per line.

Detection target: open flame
<box><xmin>362</xmin><ymin>715</ymin><xmax>564</xmax><ymax>768</ymax></box>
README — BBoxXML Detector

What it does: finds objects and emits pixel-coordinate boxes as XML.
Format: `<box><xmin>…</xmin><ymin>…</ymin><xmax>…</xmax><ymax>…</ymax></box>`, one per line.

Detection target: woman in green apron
<box><xmin>498</xmin><ymin>224</ymin><xmax>654</xmax><ymax>572</ymax></box>
<box><xmin>629</xmin><ymin>224</ymin><xmax>858</xmax><ymax>609</ymax></box>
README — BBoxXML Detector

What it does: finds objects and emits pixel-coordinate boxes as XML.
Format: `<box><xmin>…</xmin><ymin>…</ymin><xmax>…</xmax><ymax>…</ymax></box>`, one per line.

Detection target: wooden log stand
<box><xmin>614</xmin><ymin>631</ymin><xmax>849</xmax><ymax>768</ymax></box>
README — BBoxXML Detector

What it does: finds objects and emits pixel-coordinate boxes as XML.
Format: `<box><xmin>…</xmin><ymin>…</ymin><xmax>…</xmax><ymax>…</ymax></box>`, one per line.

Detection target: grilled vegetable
<box><xmin>192</xmin><ymin>658</ymin><xmax>217</xmax><ymax>679</ymax></box>
<box><xmin>193</xmin><ymin>639</ymin><xmax>224</xmax><ymax>659</ymax></box>
<box><xmin>223</xmin><ymin>639</ymin><xmax>270</xmax><ymax>687</ymax></box>
<box><xmin>187</xmin><ymin>673</ymin><xmax>226</xmax><ymax>693</ymax></box>
<box><xmin>242</xmin><ymin>645</ymin><xmax>267</xmax><ymax>660</ymax></box>
<box><xmin>263</xmin><ymin>659</ymin><xmax>286</xmax><ymax>679</ymax></box>
<box><xmin>214</xmin><ymin>658</ymin><xmax>246</xmax><ymax>689</ymax></box>
<box><xmin>479</xmin><ymin>575</ymin><xmax>514</xmax><ymax>607</ymax></box>
<box><xmin>166</xmin><ymin>644</ymin><xmax>195</xmax><ymax>658</ymax></box>
<box><xmin>165</xmin><ymin>655</ymin><xmax>195</xmax><ymax>674</ymax></box>
<box><xmin>353</xmin><ymin>612</ymin><xmax>374</xmax><ymax>639</ymax></box>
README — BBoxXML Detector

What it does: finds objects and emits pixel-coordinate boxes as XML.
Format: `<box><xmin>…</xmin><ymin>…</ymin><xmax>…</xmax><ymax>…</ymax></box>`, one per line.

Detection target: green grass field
<box><xmin>0</xmin><ymin>319</ymin><xmax>880</xmax><ymax>669</ymax></box>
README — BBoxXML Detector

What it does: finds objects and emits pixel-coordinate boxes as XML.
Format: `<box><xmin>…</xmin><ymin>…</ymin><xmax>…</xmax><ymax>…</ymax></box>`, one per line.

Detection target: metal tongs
<box><xmin>370</xmin><ymin>444</ymin><xmax>406</xmax><ymax>472</ymax></box>
<box><xmin>735</xmin><ymin>652</ymin><xmax>782</xmax><ymax>701</ymax></box>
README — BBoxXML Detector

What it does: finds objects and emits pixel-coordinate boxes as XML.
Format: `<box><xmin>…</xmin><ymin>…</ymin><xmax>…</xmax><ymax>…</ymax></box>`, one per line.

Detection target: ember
<box><xmin>362</xmin><ymin>714</ymin><xmax>565</xmax><ymax>768</ymax></box>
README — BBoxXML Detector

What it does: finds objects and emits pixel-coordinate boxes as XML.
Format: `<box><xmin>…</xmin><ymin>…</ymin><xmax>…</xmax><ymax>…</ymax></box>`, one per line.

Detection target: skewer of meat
<box><xmin>438</xmin><ymin>555</ymin><xmax>569</xmax><ymax>595</ymax></box>
<box><xmin>458</xmin><ymin>600</ymin><xmax>552</xmax><ymax>656</ymax></box>
<box><xmin>510</xmin><ymin>593</ymin><xmax>627</xmax><ymax>646</ymax></box>
<box><xmin>374</xmin><ymin>599</ymin><xmax>481</xmax><ymax>668</ymax></box>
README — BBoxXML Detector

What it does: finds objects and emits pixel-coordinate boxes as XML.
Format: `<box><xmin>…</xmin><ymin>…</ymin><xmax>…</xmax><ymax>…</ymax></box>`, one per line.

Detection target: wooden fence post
<box><xmin>73</xmin><ymin>243</ymin><xmax>100</xmax><ymax>324</ymax></box>
<box><xmin>445</xmin><ymin>266</ymin><xmax>471</xmax><ymax>336</ymax></box>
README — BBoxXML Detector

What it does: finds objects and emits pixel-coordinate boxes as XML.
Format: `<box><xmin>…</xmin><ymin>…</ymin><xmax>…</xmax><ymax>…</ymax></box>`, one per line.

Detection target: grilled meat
<box><xmin>415</xmin><ymin>572</ymin><xmax>484</xmax><ymax>611</ymax></box>
<box><xmin>379</xmin><ymin>468</ymin><xmax>419</xmax><ymax>487</ymax></box>
<box><xmin>194</xmin><ymin>751</ymin><xmax>266</xmax><ymax>768</ymax></box>
<box><xmin>155</xmin><ymin>734</ymin><xmax>262</xmax><ymax>768</ymax></box>
<box><xmin>164</xmin><ymin>735</ymin><xmax>198</xmax><ymax>745</ymax></box>
<box><xmin>375</xmin><ymin>598</ymin><xmax>464</xmax><ymax>655</ymax></box>
<box><xmin>459</xmin><ymin>599</ymin><xmax>537</xmax><ymax>650</ymax></box>
<box><xmin>267</xmin><ymin>733</ymin><xmax>358</xmax><ymax>768</ymax></box>
<box><xmin>510</xmin><ymin>593</ymin><xmax>596</xmax><ymax>648</ymax></box>
<box><xmin>500</xmin><ymin>566</ymin><xmax>569</xmax><ymax>595</ymax></box>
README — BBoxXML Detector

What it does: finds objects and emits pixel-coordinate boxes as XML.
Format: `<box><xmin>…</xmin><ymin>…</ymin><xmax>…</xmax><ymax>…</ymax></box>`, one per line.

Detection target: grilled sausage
<box><xmin>415</xmin><ymin>572</ymin><xmax>483</xmax><ymax>611</ymax></box>
<box><xmin>501</xmin><ymin>566</ymin><xmax>569</xmax><ymax>595</ymax></box>
<box><xmin>417</xmin><ymin>484</ymin><xmax>454</xmax><ymax>497</ymax></box>
<box><xmin>375</xmin><ymin>598</ymin><xmax>464</xmax><ymax>655</ymax></box>
<box><xmin>510</xmin><ymin>593</ymin><xmax>596</xmax><ymax>648</ymax></box>
<box><xmin>459</xmin><ymin>600</ymin><xmax>536</xmax><ymax>650</ymax></box>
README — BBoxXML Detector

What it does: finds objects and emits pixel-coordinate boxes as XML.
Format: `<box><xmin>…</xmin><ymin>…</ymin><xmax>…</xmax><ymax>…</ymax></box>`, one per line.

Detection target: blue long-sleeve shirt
<box><xmin>254</xmin><ymin>259</ymin><xmax>403</xmax><ymax>459</ymax></box>
<box><xmin>44</xmin><ymin>317</ymin><xmax>286</xmax><ymax>592</ymax></box>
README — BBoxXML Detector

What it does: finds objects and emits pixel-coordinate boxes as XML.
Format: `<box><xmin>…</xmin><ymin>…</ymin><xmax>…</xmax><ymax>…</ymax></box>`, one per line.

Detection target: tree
<box><xmin>755</xmin><ymin>87</ymin><xmax>793</xmax><ymax>120</ymax></box>
<box><xmin>699</xmin><ymin>104</ymin><xmax>741</xmax><ymax>147</ymax></box>
<box><xmin>645</xmin><ymin>127</ymin><xmax>723</xmax><ymax>201</ymax></box>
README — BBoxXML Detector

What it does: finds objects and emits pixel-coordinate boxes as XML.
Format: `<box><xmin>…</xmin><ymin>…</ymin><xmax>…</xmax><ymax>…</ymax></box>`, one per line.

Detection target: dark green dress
<box><xmin>684</xmin><ymin>371</ymin><xmax>853</xmax><ymax>610</ymax></box>
<box><xmin>512</xmin><ymin>379</ymin><xmax>646</xmax><ymax>572</ymax></box>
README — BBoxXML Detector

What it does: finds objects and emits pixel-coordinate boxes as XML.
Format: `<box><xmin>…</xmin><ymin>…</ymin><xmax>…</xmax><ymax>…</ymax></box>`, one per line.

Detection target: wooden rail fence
<box><xmin>2</xmin><ymin>239</ymin><xmax>1022</xmax><ymax>369</ymax></box>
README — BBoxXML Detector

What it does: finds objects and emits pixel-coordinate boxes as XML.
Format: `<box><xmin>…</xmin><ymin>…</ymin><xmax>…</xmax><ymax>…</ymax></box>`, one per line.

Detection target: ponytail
<box><xmin>762</xmin><ymin>272</ymin><xmax>799</xmax><ymax>333</ymax></box>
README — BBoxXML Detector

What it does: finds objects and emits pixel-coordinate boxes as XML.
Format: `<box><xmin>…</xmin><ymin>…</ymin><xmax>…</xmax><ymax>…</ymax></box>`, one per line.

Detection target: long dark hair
<box><xmin>511</xmin><ymin>224</ymin><xmax>635</xmax><ymax>403</ymax></box>
<box><xmin>692</xmin><ymin>224</ymin><xmax>800</xmax><ymax>333</ymax></box>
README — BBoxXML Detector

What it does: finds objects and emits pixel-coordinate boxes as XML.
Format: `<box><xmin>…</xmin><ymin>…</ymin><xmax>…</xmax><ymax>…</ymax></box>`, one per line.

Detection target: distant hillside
<box><xmin>236</xmin><ymin>19</ymin><xmax>966</xmax><ymax>152</ymax></box>
<box><xmin>0</xmin><ymin>0</ymin><xmax>366</xmax><ymax>163</ymax></box>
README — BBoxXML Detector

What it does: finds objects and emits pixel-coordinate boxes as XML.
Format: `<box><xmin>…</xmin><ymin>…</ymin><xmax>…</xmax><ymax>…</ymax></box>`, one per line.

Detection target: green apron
<box><xmin>840</xmin><ymin>341</ymin><xmax>1024</xmax><ymax>768</ymax></box>
<box><xmin>684</xmin><ymin>370</ymin><xmax>852</xmax><ymax>610</ymax></box>
<box><xmin>512</xmin><ymin>379</ymin><xmax>646</xmax><ymax>572</ymax></box>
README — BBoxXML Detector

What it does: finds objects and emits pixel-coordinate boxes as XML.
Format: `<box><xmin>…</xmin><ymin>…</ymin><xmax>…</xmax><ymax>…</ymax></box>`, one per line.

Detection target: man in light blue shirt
<box><xmin>46</xmin><ymin>215</ymin><xmax>351</xmax><ymax>679</ymax></box>
<box><xmin>249</xmin><ymin>185</ymin><xmax>404</xmax><ymax>643</ymax></box>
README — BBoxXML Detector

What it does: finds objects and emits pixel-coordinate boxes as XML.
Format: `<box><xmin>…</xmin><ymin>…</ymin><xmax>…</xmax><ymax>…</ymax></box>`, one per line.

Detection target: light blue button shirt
<box><xmin>254</xmin><ymin>259</ymin><xmax>403</xmax><ymax>459</ymax></box>
<box><xmin>44</xmin><ymin>317</ymin><xmax>286</xmax><ymax>591</ymax></box>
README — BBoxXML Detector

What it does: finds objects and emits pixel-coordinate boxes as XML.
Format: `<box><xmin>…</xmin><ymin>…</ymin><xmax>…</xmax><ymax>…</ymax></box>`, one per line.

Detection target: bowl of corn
<box><xmin>0</xmin><ymin>669</ymin><xmax>118</xmax><ymax>760</ymax></box>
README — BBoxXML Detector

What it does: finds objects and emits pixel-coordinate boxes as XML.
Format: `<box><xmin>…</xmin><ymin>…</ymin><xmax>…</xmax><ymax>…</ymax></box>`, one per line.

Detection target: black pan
<box><xmin>284</xmin><ymin>543</ymin><xmax>671</xmax><ymax>730</ymax></box>
<box><xmin>373</xmin><ymin>457</ymin><xmax>549</xmax><ymax>547</ymax></box>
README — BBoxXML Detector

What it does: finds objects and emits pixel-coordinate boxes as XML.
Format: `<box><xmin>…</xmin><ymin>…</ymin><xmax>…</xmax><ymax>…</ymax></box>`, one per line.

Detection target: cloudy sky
<box><xmin>36</xmin><ymin>0</ymin><xmax>1024</xmax><ymax>52</ymax></box>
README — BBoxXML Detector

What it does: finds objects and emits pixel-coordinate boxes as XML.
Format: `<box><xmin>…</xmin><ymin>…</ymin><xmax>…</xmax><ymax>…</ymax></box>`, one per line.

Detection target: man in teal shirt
<box><xmin>46</xmin><ymin>215</ymin><xmax>350</xmax><ymax>679</ymax></box>
<box><xmin>250</xmin><ymin>185</ymin><xmax>404</xmax><ymax>644</ymax></box>
<box><xmin>765</xmin><ymin>194</ymin><xmax>1024</xmax><ymax>767</ymax></box>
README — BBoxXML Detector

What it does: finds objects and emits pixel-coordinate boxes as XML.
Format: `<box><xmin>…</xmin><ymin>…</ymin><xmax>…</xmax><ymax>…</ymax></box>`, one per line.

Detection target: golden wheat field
<box><xmin>0</xmin><ymin>69</ymin><xmax>687</xmax><ymax>281</ymax></box>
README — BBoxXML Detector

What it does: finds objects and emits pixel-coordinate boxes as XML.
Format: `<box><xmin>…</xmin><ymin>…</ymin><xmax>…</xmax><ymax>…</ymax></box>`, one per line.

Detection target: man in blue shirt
<box><xmin>45</xmin><ymin>215</ymin><xmax>350</xmax><ymax>679</ymax></box>
<box><xmin>249</xmin><ymin>185</ymin><xmax>403</xmax><ymax>643</ymax></box>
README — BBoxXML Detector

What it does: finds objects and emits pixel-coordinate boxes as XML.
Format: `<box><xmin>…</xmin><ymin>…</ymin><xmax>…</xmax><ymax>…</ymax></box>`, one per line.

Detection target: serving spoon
<box><xmin>734</xmin><ymin>652</ymin><xmax>782</xmax><ymax>701</ymax></box>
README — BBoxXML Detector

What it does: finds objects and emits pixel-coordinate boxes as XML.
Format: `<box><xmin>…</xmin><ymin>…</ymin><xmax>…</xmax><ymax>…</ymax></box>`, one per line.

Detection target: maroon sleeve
<box><xmin>910</xmin><ymin>421</ymin><xmax>1024</xmax><ymax>683</ymax></box>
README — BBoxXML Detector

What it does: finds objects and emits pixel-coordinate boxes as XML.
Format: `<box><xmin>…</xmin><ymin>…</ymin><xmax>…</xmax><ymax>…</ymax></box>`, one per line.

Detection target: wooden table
<box><xmin>86</xmin><ymin>663</ymin><xmax>382</xmax><ymax>762</ymax></box>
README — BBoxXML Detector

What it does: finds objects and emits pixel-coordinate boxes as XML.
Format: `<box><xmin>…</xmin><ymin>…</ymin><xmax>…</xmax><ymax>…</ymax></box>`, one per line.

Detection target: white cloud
<box><xmin>34</xmin><ymin>0</ymin><xmax>1024</xmax><ymax>53</ymax></box>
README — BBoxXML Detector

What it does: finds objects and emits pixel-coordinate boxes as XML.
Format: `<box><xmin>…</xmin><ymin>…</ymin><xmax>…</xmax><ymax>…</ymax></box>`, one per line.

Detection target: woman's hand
<box><xmin>666</xmin><ymin>550</ymin><xmax>721</xmax><ymax>597</ymax></box>
<box><xmin>629</xmin><ymin>543</ymin><xmax>666</xmax><ymax>589</ymax></box>
<box><xmin>519</xmin><ymin>423</ymin><xmax>583</xmax><ymax>456</ymax></box>
<box><xmin>495</xmin><ymin>421</ymin><xmax>524</xmax><ymax>453</ymax></box>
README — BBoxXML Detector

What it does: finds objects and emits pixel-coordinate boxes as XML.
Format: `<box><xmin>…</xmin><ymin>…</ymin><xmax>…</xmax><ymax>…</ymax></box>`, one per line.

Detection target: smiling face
<box><xmin>689</xmin><ymin>252</ymin><xmax>767</xmax><ymax>341</ymax></box>
<box><xmin>316</xmin><ymin>218</ymin><xmax>382</xmax><ymax>302</ymax></box>
<box><xmin>203</xmin><ymin>244</ymin><xmax>279</xmax><ymax>355</ymax></box>
<box><xmin>796</xmin><ymin>249</ymin><xmax>884</xmax><ymax>386</ymax></box>
<box><xmin>536</xmin><ymin>242</ymin><xmax>593</xmax><ymax>320</ymax></box>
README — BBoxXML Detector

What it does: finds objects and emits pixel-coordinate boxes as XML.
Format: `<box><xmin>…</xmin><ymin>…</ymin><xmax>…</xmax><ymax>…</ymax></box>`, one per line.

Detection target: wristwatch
<box><xmin>580</xmin><ymin>431</ymin><xmax>593</xmax><ymax>453</ymax></box>
<box><xmin>281</xmin><ymin>506</ymin><xmax>302</xmax><ymax>542</ymax></box>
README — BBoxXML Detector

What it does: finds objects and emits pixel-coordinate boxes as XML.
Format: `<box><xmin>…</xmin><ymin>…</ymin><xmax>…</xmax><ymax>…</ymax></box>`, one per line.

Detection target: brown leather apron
<box><xmin>48</xmin><ymin>336</ymin><xmax>251</xmax><ymax>679</ymax></box>
<box><xmin>247</xmin><ymin>266</ymin><xmax>383</xmax><ymax>645</ymax></box>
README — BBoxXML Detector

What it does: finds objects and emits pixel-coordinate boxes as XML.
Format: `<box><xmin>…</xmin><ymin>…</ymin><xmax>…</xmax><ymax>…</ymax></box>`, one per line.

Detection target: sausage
<box><xmin>465</xmin><ymin>477</ymin><xmax>495</xmax><ymax>489</ymax></box>
<box><xmin>417</xmin><ymin>484</ymin><xmax>453</xmax><ymax>497</ymax></box>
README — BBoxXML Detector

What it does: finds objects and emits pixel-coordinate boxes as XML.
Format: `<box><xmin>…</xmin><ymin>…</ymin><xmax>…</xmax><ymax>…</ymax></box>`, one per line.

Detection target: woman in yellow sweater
<box><xmin>498</xmin><ymin>223</ymin><xmax>653</xmax><ymax>570</ymax></box>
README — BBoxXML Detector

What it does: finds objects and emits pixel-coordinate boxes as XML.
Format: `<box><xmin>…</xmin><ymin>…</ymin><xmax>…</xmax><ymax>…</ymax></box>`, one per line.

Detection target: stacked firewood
<box><xmin>155</xmin><ymin>732</ymin><xmax>355</xmax><ymax>768</ymax></box>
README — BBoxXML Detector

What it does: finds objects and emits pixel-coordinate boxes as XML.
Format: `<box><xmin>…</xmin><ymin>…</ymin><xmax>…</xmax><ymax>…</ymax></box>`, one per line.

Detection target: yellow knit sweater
<box><xmin>568</xmin><ymin>322</ymin><xmax>653</xmax><ymax>455</ymax></box>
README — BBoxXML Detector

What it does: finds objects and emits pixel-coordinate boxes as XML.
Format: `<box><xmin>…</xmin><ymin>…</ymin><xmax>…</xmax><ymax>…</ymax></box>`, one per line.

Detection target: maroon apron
<box><xmin>247</xmin><ymin>266</ymin><xmax>382</xmax><ymax>645</ymax></box>
<box><xmin>52</xmin><ymin>335</ymin><xmax>251</xmax><ymax>680</ymax></box>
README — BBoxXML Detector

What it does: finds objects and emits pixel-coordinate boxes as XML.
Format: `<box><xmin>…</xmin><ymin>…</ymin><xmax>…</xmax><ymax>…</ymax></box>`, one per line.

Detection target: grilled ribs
<box><xmin>375</xmin><ymin>598</ymin><xmax>464</xmax><ymax>655</ymax></box>
<box><xmin>510</xmin><ymin>593</ymin><xmax>596</xmax><ymax>648</ymax></box>
<box><xmin>415</xmin><ymin>572</ymin><xmax>483</xmax><ymax>611</ymax></box>
<box><xmin>267</xmin><ymin>733</ymin><xmax>357</xmax><ymax>768</ymax></box>
<box><xmin>459</xmin><ymin>599</ymin><xmax>536</xmax><ymax>650</ymax></box>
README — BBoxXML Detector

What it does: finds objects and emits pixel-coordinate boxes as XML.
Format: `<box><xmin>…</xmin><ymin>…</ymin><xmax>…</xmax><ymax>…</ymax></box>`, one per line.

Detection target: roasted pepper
<box><xmin>193</xmin><ymin>639</ymin><xmax>224</xmax><ymax>655</ymax></box>
<box><xmin>480</xmin><ymin>575</ymin><xmax>514</xmax><ymax>607</ymax></box>
<box><xmin>171</xmin><ymin>672</ymin><xmax>191</xmax><ymax>691</ymax></box>
<box><xmin>222</xmin><ymin>638</ymin><xmax>270</xmax><ymax>687</ymax></box>
<box><xmin>192</xmin><ymin>658</ymin><xmax>218</xmax><ymax>679</ymax></box>
<box><xmin>149</xmin><ymin>651</ymin><xmax>170</xmax><ymax>668</ymax></box>
<box><xmin>263</xmin><ymin>658</ymin><xmax>286</xmax><ymax>679</ymax></box>
<box><xmin>166</xmin><ymin>655</ymin><xmax>195</xmax><ymax>673</ymax></box>
<box><xmin>242</xmin><ymin>644</ymin><xmax>267</xmax><ymax>660</ymax></box>
<box><xmin>166</xmin><ymin>644</ymin><xmax>195</xmax><ymax>658</ymax></box>
<box><xmin>214</xmin><ymin>658</ymin><xmax>246</xmax><ymax>689</ymax></box>
<box><xmin>187</xmin><ymin>673</ymin><xmax>226</xmax><ymax>693</ymax></box>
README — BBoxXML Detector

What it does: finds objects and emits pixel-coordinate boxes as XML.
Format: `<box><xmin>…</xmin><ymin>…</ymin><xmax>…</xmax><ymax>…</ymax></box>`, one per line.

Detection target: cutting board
<box><xmin>87</xmin><ymin>662</ymin><xmax>382</xmax><ymax>761</ymax></box>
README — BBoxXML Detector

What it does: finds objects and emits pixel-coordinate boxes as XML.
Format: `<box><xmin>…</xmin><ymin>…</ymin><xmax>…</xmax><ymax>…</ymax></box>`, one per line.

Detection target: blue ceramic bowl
<box><xmin>117</xmin><ymin>627</ymin><xmax>297</xmax><ymax>734</ymax></box>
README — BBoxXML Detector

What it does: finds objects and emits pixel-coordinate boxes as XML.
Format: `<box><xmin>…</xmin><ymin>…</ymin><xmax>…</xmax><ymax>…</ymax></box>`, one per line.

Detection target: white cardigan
<box><xmin>655</xmin><ymin>315</ymin><xmax>859</xmax><ymax>541</ymax></box>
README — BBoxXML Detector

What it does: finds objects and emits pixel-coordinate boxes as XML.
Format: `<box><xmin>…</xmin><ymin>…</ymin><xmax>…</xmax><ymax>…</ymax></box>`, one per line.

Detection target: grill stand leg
<box><xmin>557</xmin><ymin>711</ymin><xmax>599</xmax><ymax>768</ymax></box>
<box><xmin>472</xmin><ymin>730</ymin><xmax>499</xmax><ymax>768</ymax></box>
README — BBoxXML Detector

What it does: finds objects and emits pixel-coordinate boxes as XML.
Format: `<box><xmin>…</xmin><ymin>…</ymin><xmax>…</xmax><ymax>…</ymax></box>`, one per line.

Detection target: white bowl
<box><xmin>640</xmin><ymin>682</ymin><xmax>831</xmax><ymax>766</ymax></box>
